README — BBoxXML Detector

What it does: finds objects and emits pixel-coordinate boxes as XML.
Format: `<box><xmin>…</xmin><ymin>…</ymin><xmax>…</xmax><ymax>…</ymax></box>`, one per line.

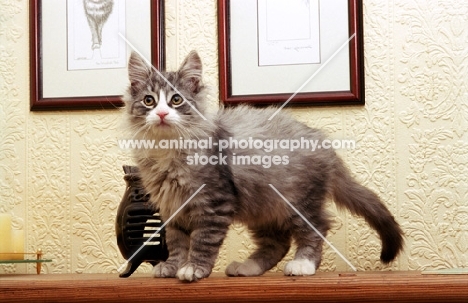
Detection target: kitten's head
<box><xmin>123</xmin><ymin>51</ymin><xmax>207</xmax><ymax>139</ymax></box>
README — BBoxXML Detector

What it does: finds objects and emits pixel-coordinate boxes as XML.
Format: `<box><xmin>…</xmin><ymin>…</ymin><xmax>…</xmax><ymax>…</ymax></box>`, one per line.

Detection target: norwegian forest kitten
<box><xmin>123</xmin><ymin>51</ymin><xmax>404</xmax><ymax>282</ymax></box>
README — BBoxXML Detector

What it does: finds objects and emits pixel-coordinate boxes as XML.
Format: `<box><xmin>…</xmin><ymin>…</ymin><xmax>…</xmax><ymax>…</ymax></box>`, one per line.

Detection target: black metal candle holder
<box><xmin>115</xmin><ymin>165</ymin><xmax>168</xmax><ymax>278</ymax></box>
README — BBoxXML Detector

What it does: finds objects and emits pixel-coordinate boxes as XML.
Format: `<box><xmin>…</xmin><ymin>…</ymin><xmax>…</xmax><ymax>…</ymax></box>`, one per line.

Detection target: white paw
<box><xmin>152</xmin><ymin>262</ymin><xmax>177</xmax><ymax>278</ymax></box>
<box><xmin>225</xmin><ymin>259</ymin><xmax>264</xmax><ymax>277</ymax></box>
<box><xmin>176</xmin><ymin>262</ymin><xmax>210</xmax><ymax>282</ymax></box>
<box><xmin>284</xmin><ymin>259</ymin><xmax>316</xmax><ymax>276</ymax></box>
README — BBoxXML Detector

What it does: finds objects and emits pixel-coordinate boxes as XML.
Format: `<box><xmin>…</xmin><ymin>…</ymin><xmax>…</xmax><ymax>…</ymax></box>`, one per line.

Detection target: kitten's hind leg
<box><xmin>284</xmin><ymin>213</ymin><xmax>330</xmax><ymax>276</ymax></box>
<box><xmin>152</xmin><ymin>226</ymin><xmax>189</xmax><ymax>278</ymax></box>
<box><xmin>226</xmin><ymin>228</ymin><xmax>291</xmax><ymax>277</ymax></box>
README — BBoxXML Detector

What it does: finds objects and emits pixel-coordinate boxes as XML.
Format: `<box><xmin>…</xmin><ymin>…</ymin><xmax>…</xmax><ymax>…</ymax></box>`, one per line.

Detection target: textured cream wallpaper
<box><xmin>0</xmin><ymin>0</ymin><xmax>467</xmax><ymax>275</ymax></box>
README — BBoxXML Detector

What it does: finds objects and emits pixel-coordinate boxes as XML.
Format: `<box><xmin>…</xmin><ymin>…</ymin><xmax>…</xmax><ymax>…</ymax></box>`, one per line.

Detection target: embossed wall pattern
<box><xmin>1</xmin><ymin>0</ymin><xmax>27</xmax><ymax>274</ymax></box>
<box><xmin>394</xmin><ymin>0</ymin><xmax>468</xmax><ymax>270</ymax></box>
<box><xmin>1</xmin><ymin>0</ymin><xmax>467</xmax><ymax>274</ymax></box>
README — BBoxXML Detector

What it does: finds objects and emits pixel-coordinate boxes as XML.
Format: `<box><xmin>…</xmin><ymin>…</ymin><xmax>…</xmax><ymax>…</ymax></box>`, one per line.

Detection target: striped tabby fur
<box><xmin>122</xmin><ymin>51</ymin><xmax>404</xmax><ymax>282</ymax></box>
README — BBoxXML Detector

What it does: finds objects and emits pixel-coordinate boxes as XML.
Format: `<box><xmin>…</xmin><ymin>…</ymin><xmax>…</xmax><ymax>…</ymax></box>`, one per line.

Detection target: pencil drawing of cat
<box><xmin>122</xmin><ymin>51</ymin><xmax>404</xmax><ymax>282</ymax></box>
<box><xmin>83</xmin><ymin>0</ymin><xmax>114</xmax><ymax>49</ymax></box>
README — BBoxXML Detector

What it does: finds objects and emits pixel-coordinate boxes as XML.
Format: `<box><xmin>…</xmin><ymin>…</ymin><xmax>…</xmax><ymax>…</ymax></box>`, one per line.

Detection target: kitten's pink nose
<box><xmin>157</xmin><ymin>112</ymin><xmax>168</xmax><ymax>120</ymax></box>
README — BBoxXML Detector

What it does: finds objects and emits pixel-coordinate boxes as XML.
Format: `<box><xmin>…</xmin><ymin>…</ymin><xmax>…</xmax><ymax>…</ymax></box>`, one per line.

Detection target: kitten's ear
<box><xmin>128</xmin><ymin>51</ymin><xmax>151</xmax><ymax>88</ymax></box>
<box><xmin>178</xmin><ymin>51</ymin><xmax>203</xmax><ymax>93</ymax></box>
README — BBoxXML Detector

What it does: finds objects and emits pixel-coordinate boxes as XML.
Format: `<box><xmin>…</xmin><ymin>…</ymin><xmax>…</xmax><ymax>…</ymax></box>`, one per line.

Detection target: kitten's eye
<box><xmin>142</xmin><ymin>95</ymin><xmax>155</xmax><ymax>107</ymax></box>
<box><xmin>171</xmin><ymin>94</ymin><xmax>184</xmax><ymax>107</ymax></box>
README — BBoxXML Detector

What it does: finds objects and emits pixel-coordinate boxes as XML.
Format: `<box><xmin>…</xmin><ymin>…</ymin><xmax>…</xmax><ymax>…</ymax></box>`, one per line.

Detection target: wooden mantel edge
<box><xmin>1</xmin><ymin>271</ymin><xmax>468</xmax><ymax>303</ymax></box>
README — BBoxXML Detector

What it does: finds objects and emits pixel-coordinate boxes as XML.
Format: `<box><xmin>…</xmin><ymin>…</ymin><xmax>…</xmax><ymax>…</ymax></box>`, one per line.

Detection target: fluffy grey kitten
<box><xmin>123</xmin><ymin>51</ymin><xmax>404</xmax><ymax>282</ymax></box>
<box><xmin>83</xmin><ymin>0</ymin><xmax>114</xmax><ymax>49</ymax></box>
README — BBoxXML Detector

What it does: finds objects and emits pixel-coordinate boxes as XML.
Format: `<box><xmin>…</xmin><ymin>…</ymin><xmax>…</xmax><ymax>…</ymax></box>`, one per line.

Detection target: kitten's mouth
<box><xmin>157</xmin><ymin>120</ymin><xmax>171</xmax><ymax>127</ymax></box>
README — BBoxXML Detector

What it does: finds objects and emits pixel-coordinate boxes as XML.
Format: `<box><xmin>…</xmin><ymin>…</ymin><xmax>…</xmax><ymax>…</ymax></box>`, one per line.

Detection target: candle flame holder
<box><xmin>0</xmin><ymin>249</ymin><xmax>52</xmax><ymax>274</ymax></box>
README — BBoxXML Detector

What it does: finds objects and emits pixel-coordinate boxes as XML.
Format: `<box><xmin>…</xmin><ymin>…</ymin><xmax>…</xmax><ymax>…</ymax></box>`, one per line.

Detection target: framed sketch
<box><xmin>30</xmin><ymin>0</ymin><xmax>165</xmax><ymax>111</ymax></box>
<box><xmin>218</xmin><ymin>0</ymin><xmax>364</xmax><ymax>106</ymax></box>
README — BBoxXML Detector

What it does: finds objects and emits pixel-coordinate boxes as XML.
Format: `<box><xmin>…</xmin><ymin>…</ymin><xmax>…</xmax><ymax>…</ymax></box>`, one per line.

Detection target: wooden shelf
<box><xmin>0</xmin><ymin>271</ymin><xmax>467</xmax><ymax>302</ymax></box>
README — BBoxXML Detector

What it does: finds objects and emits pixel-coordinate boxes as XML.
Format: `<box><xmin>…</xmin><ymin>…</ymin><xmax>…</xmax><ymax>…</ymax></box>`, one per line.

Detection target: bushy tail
<box><xmin>331</xmin><ymin>158</ymin><xmax>404</xmax><ymax>263</ymax></box>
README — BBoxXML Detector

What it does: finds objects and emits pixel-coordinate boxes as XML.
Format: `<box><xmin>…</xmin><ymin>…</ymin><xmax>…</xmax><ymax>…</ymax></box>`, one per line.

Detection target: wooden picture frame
<box><xmin>30</xmin><ymin>0</ymin><xmax>165</xmax><ymax>111</ymax></box>
<box><xmin>218</xmin><ymin>0</ymin><xmax>364</xmax><ymax>106</ymax></box>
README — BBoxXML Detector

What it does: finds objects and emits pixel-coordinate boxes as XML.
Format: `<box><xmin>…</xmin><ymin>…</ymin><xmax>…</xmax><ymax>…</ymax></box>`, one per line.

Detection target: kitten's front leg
<box><xmin>177</xmin><ymin>215</ymin><xmax>231</xmax><ymax>282</ymax></box>
<box><xmin>152</xmin><ymin>226</ymin><xmax>189</xmax><ymax>278</ymax></box>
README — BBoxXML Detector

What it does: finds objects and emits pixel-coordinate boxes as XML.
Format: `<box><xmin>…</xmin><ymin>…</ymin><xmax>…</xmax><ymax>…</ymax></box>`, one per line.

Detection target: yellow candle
<box><xmin>11</xmin><ymin>229</ymin><xmax>25</xmax><ymax>260</ymax></box>
<box><xmin>0</xmin><ymin>214</ymin><xmax>12</xmax><ymax>260</ymax></box>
